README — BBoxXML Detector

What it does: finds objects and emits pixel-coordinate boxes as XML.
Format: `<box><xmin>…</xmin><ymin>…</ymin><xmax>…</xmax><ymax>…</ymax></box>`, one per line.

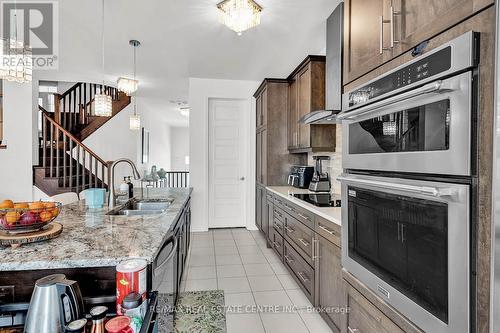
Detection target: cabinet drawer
<box><xmin>345</xmin><ymin>282</ymin><xmax>405</xmax><ymax>333</ymax></box>
<box><xmin>282</xmin><ymin>201</ymin><xmax>315</xmax><ymax>229</ymax></box>
<box><xmin>284</xmin><ymin>241</ymin><xmax>314</xmax><ymax>300</ymax></box>
<box><xmin>270</xmin><ymin>228</ymin><xmax>284</xmax><ymax>259</ymax></box>
<box><xmin>315</xmin><ymin>216</ymin><xmax>341</xmax><ymax>248</ymax></box>
<box><xmin>273</xmin><ymin>196</ymin><xmax>286</xmax><ymax>210</ymax></box>
<box><xmin>273</xmin><ymin>209</ymin><xmax>285</xmax><ymax>236</ymax></box>
<box><xmin>266</xmin><ymin>192</ymin><xmax>274</xmax><ymax>201</ymax></box>
<box><xmin>284</xmin><ymin>215</ymin><xmax>315</xmax><ymax>265</ymax></box>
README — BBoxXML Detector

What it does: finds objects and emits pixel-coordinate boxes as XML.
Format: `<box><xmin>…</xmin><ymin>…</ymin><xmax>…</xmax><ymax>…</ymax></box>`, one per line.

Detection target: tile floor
<box><xmin>181</xmin><ymin>228</ymin><xmax>333</xmax><ymax>333</ymax></box>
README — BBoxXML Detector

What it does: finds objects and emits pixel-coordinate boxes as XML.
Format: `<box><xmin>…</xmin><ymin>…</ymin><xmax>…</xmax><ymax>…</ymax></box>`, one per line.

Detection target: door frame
<box><xmin>206</xmin><ymin>97</ymin><xmax>252</xmax><ymax>229</ymax></box>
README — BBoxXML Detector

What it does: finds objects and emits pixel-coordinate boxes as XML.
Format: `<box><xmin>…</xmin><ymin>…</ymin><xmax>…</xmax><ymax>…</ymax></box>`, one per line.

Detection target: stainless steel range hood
<box><xmin>300</xmin><ymin>2</ymin><xmax>343</xmax><ymax>125</ymax></box>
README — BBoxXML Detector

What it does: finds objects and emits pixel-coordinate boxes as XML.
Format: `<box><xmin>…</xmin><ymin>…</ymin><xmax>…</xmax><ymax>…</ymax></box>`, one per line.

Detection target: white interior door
<box><xmin>208</xmin><ymin>99</ymin><xmax>247</xmax><ymax>228</ymax></box>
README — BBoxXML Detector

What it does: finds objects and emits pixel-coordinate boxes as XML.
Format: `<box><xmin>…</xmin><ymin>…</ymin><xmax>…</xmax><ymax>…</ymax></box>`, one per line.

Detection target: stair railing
<box><xmin>164</xmin><ymin>171</ymin><xmax>190</xmax><ymax>188</ymax></box>
<box><xmin>55</xmin><ymin>82</ymin><xmax>120</xmax><ymax>134</ymax></box>
<box><xmin>40</xmin><ymin>106</ymin><xmax>110</xmax><ymax>193</ymax></box>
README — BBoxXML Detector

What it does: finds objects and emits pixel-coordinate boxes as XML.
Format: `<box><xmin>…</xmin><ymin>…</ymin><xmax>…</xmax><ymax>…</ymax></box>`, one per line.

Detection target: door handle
<box><xmin>240</xmin><ymin>177</ymin><xmax>245</xmax><ymax>181</ymax></box>
<box><xmin>298</xmin><ymin>238</ymin><xmax>310</xmax><ymax>247</ymax></box>
<box><xmin>379</xmin><ymin>15</ymin><xmax>391</xmax><ymax>54</ymax></box>
<box><xmin>390</xmin><ymin>6</ymin><xmax>401</xmax><ymax>48</ymax></box>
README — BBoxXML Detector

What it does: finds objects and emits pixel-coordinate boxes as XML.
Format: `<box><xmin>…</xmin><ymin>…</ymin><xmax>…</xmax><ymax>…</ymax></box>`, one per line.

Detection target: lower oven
<box><xmin>338</xmin><ymin>173</ymin><xmax>470</xmax><ymax>333</ymax></box>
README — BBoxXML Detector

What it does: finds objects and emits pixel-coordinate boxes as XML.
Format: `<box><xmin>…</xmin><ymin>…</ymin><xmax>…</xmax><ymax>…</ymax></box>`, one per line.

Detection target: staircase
<box><xmin>34</xmin><ymin>82</ymin><xmax>131</xmax><ymax>196</ymax></box>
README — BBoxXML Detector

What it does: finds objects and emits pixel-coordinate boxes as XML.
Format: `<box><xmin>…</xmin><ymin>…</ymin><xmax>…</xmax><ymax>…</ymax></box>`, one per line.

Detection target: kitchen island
<box><xmin>0</xmin><ymin>187</ymin><xmax>192</xmax><ymax>271</ymax></box>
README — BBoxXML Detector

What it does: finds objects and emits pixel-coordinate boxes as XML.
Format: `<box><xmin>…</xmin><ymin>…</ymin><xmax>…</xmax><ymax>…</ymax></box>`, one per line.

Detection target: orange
<box><xmin>14</xmin><ymin>202</ymin><xmax>29</xmax><ymax>209</ymax></box>
<box><xmin>0</xmin><ymin>200</ymin><xmax>14</xmax><ymax>209</ymax></box>
<box><xmin>29</xmin><ymin>201</ymin><xmax>45</xmax><ymax>212</ymax></box>
<box><xmin>50</xmin><ymin>207</ymin><xmax>60</xmax><ymax>218</ymax></box>
<box><xmin>39</xmin><ymin>211</ymin><xmax>53</xmax><ymax>222</ymax></box>
<box><xmin>43</xmin><ymin>202</ymin><xmax>56</xmax><ymax>209</ymax></box>
<box><xmin>5</xmin><ymin>211</ymin><xmax>20</xmax><ymax>224</ymax></box>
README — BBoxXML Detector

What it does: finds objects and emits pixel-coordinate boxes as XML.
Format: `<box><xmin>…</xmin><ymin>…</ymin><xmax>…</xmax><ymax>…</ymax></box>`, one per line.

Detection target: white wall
<box><xmin>189</xmin><ymin>78</ymin><xmax>260</xmax><ymax>232</ymax></box>
<box><xmin>170</xmin><ymin>126</ymin><xmax>189</xmax><ymax>171</ymax></box>
<box><xmin>141</xmin><ymin>109</ymin><xmax>172</xmax><ymax>171</ymax></box>
<box><xmin>0</xmin><ymin>81</ymin><xmax>34</xmax><ymax>201</ymax></box>
<box><xmin>82</xmin><ymin>104</ymin><xmax>140</xmax><ymax>186</ymax></box>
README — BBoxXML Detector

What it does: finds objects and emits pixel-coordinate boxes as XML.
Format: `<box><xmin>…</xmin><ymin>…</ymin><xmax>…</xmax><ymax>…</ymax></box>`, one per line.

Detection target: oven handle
<box><xmin>337</xmin><ymin>80</ymin><xmax>452</xmax><ymax>121</ymax></box>
<box><xmin>337</xmin><ymin>176</ymin><xmax>458</xmax><ymax>198</ymax></box>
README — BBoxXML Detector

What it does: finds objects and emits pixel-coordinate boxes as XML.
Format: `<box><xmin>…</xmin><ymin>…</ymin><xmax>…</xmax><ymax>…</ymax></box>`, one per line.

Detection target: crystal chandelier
<box><xmin>117</xmin><ymin>77</ymin><xmax>138</xmax><ymax>96</ymax></box>
<box><xmin>217</xmin><ymin>0</ymin><xmax>262</xmax><ymax>35</ymax></box>
<box><xmin>129</xmin><ymin>113</ymin><xmax>141</xmax><ymax>130</ymax></box>
<box><xmin>0</xmin><ymin>0</ymin><xmax>33</xmax><ymax>83</ymax></box>
<box><xmin>94</xmin><ymin>0</ymin><xmax>112</xmax><ymax>116</ymax></box>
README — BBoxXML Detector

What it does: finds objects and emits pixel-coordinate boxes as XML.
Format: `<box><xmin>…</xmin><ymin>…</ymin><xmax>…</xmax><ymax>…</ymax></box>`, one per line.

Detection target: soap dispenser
<box><xmin>119</xmin><ymin>178</ymin><xmax>129</xmax><ymax>195</ymax></box>
<box><xmin>126</xmin><ymin>176</ymin><xmax>134</xmax><ymax>198</ymax></box>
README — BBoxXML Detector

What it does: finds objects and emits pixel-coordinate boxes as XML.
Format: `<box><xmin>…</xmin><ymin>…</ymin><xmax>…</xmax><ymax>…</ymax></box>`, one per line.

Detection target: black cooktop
<box><xmin>292</xmin><ymin>193</ymin><xmax>341</xmax><ymax>207</ymax></box>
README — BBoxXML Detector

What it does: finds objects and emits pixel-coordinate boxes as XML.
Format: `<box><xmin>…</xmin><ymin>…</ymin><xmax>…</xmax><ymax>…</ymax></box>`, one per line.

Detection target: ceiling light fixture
<box><xmin>94</xmin><ymin>0</ymin><xmax>112</xmax><ymax>117</ymax></box>
<box><xmin>0</xmin><ymin>0</ymin><xmax>32</xmax><ymax>83</ymax></box>
<box><xmin>118</xmin><ymin>40</ymin><xmax>140</xmax><ymax>96</ymax></box>
<box><xmin>180</xmin><ymin>107</ymin><xmax>190</xmax><ymax>118</ymax></box>
<box><xmin>217</xmin><ymin>0</ymin><xmax>262</xmax><ymax>36</ymax></box>
<box><xmin>126</xmin><ymin>40</ymin><xmax>141</xmax><ymax>130</ymax></box>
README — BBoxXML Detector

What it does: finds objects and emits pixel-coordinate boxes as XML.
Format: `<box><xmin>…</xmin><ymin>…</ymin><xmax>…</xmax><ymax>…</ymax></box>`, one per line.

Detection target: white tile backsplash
<box><xmin>307</xmin><ymin>124</ymin><xmax>342</xmax><ymax>194</ymax></box>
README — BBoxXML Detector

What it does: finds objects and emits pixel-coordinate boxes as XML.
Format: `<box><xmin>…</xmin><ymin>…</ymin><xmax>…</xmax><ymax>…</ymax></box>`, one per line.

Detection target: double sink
<box><xmin>108</xmin><ymin>199</ymin><xmax>173</xmax><ymax>216</ymax></box>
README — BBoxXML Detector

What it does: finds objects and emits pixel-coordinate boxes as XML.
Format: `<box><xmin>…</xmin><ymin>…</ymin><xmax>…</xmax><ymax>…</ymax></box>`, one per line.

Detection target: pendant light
<box><xmin>128</xmin><ymin>40</ymin><xmax>141</xmax><ymax>130</ymax></box>
<box><xmin>217</xmin><ymin>0</ymin><xmax>262</xmax><ymax>36</ymax></box>
<box><xmin>0</xmin><ymin>0</ymin><xmax>32</xmax><ymax>83</ymax></box>
<box><xmin>118</xmin><ymin>40</ymin><xmax>139</xmax><ymax>96</ymax></box>
<box><xmin>94</xmin><ymin>0</ymin><xmax>112</xmax><ymax>117</ymax></box>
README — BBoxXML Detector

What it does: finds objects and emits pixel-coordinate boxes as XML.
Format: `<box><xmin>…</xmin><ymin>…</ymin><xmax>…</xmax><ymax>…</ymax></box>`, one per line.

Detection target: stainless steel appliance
<box><xmin>287</xmin><ymin>165</ymin><xmax>314</xmax><ymax>189</ymax></box>
<box><xmin>339</xmin><ymin>173</ymin><xmax>470</xmax><ymax>333</ymax></box>
<box><xmin>309</xmin><ymin>156</ymin><xmax>331</xmax><ymax>192</ymax></box>
<box><xmin>338</xmin><ymin>31</ymin><xmax>479</xmax><ymax>333</ymax></box>
<box><xmin>338</xmin><ymin>32</ymin><xmax>478</xmax><ymax>176</ymax></box>
<box><xmin>299</xmin><ymin>2</ymin><xmax>343</xmax><ymax>124</ymax></box>
<box><xmin>24</xmin><ymin>274</ymin><xmax>85</xmax><ymax>333</ymax></box>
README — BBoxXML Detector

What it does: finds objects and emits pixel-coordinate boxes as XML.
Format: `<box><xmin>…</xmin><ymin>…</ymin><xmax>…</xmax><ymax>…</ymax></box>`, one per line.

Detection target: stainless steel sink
<box><xmin>107</xmin><ymin>199</ymin><xmax>173</xmax><ymax>216</ymax></box>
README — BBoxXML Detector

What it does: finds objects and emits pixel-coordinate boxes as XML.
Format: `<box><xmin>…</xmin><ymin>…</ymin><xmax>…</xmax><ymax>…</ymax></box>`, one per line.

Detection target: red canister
<box><xmin>105</xmin><ymin>316</ymin><xmax>133</xmax><ymax>333</ymax></box>
<box><xmin>116</xmin><ymin>259</ymin><xmax>147</xmax><ymax>315</ymax></box>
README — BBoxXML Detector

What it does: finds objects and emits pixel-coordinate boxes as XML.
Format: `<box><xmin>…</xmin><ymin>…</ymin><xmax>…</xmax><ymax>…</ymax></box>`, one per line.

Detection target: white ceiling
<box><xmin>36</xmin><ymin>0</ymin><xmax>340</xmax><ymax>126</ymax></box>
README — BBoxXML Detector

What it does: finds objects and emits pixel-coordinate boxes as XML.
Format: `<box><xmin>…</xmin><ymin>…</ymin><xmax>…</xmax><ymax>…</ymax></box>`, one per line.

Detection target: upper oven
<box><xmin>338</xmin><ymin>31</ymin><xmax>479</xmax><ymax>176</ymax></box>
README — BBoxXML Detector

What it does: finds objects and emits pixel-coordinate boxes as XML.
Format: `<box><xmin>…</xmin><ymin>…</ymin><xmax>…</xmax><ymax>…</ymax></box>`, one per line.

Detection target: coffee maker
<box><xmin>309</xmin><ymin>156</ymin><xmax>331</xmax><ymax>193</ymax></box>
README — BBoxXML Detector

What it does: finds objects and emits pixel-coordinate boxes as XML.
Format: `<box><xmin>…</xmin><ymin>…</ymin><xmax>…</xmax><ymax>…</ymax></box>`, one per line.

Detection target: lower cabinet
<box><xmin>270</xmin><ymin>226</ymin><xmax>284</xmax><ymax>259</ymax></box>
<box><xmin>315</xmin><ymin>235</ymin><xmax>343</xmax><ymax>332</ymax></box>
<box><xmin>284</xmin><ymin>240</ymin><xmax>315</xmax><ymax>301</ymax></box>
<box><xmin>343</xmin><ymin>281</ymin><xmax>405</xmax><ymax>333</ymax></box>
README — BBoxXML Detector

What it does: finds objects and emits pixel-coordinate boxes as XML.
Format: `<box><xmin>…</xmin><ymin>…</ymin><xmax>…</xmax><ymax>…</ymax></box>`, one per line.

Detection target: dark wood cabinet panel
<box><xmin>315</xmin><ymin>236</ymin><xmax>343</xmax><ymax>332</ymax></box>
<box><xmin>343</xmin><ymin>0</ymin><xmax>391</xmax><ymax>84</ymax></box>
<box><xmin>256</xmin><ymin>130</ymin><xmax>262</xmax><ymax>183</ymax></box>
<box><xmin>287</xmin><ymin>56</ymin><xmax>337</xmax><ymax>153</ymax></box>
<box><xmin>256</xmin><ymin>186</ymin><xmax>263</xmax><ymax>231</ymax></box>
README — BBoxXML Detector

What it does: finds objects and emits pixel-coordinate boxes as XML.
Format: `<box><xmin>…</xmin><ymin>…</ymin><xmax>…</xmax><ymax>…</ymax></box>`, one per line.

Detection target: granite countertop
<box><xmin>0</xmin><ymin>188</ymin><xmax>192</xmax><ymax>271</ymax></box>
<box><xmin>266</xmin><ymin>186</ymin><xmax>341</xmax><ymax>226</ymax></box>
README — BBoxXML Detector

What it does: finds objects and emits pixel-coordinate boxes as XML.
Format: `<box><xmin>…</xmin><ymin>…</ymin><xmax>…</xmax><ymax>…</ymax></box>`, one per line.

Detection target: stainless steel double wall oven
<box><xmin>337</xmin><ymin>32</ymin><xmax>479</xmax><ymax>333</ymax></box>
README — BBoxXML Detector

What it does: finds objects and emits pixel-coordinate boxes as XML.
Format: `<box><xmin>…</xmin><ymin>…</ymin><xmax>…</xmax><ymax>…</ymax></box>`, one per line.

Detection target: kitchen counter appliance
<box><xmin>338</xmin><ymin>32</ymin><xmax>479</xmax><ymax>333</ymax></box>
<box><xmin>291</xmin><ymin>193</ymin><xmax>341</xmax><ymax>207</ymax></box>
<box><xmin>309</xmin><ymin>156</ymin><xmax>331</xmax><ymax>192</ymax></box>
<box><xmin>287</xmin><ymin>166</ymin><xmax>314</xmax><ymax>189</ymax></box>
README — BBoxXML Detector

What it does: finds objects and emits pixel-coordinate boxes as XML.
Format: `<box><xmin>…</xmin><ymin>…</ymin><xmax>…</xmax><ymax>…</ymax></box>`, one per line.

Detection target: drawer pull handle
<box><xmin>285</xmin><ymin>205</ymin><xmax>294</xmax><ymax>212</ymax></box>
<box><xmin>297</xmin><ymin>271</ymin><xmax>309</xmax><ymax>283</ymax></box>
<box><xmin>348</xmin><ymin>327</ymin><xmax>359</xmax><ymax>333</ymax></box>
<box><xmin>274</xmin><ymin>223</ymin><xmax>283</xmax><ymax>230</ymax></box>
<box><xmin>297</xmin><ymin>213</ymin><xmax>310</xmax><ymax>221</ymax></box>
<box><xmin>285</xmin><ymin>226</ymin><xmax>295</xmax><ymax>233</ymax></box>
<box><xmin>318</xmin><ymin>224</ymin><xmax>335</xmax><ymax>235</ymax></box>
<box><xmin>275</xmin><ymin>212</ymin><xmax>283</xmax><ymax>218</ymax></box>
<box><xmin>298</xmin><ymin>238</ymin><xmax>310</xmax><ymax>247</ymax></box>
<box><xmin>284</xmin><ymin>255</ymin><xmax>294</xmax><ymax>264</ymax></box>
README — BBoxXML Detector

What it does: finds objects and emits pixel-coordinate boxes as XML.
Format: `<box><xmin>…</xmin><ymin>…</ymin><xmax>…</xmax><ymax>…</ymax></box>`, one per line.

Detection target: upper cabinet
<box><xmin>287</xmin><ymin>56</ymin><xmax>337</xmax><ymax>153</ymax></box>
<box><xmin>255</xmin><ymin>79</ymin><xmax>306</xmax><ymax>186</ymax></box>
<box><xmin>343</xmin><ymin>0</ymin><xmax>494</xmax><ymax>84</ymax></box>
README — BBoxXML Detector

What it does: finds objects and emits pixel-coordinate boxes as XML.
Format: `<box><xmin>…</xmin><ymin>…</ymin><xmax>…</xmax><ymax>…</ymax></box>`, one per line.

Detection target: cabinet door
<box><xmin>261</xmin><ymin>129</ymin><xmax>267</xmax><ymax>185</ymax></box>
<box><xmin>316</xmin><ymin>236</ymin><xmax>343</xmax><ymax>332</ymax></box>
<box><xmin>256</xmin><ymin>186</ymin><xmax>263</xmax><ymax>230</ymax></box>
<box><xmin>256</xmin><ymin>131</ymin><xmax>262</xmax><ymax>183</ymax></box>
<box><xmin>297</xmin><ymin>65</ymin><xmax>311</xmax><ymax>148</ymax></box>
<box><xmin>256</xmin><ymin>93</ymin><xmax>262</xmax><ymax>128</ymax></box>
<box><xmin>288</xmin><ymin>77</ymin><xmax>299</xmax><ymax>149</ymax></box>
<box><xmin>344</xmin><ymin>0</ymin><xmax>391</xmax><ymax>83</ymax></box>
<box><xmin>392</xmin><ymin>0</ymin><xmax>493</xmax><ymax>58</ymax></box>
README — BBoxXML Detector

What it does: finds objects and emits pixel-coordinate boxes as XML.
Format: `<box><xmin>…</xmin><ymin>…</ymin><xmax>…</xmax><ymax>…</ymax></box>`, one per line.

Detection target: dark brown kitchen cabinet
<box><xmin>343</xmin><ymin>281</ymin><xmax>405</xmax><ymax>333</ymax></box>
<box><xmin>256</xmin><ymin>185</ymin><xmax>264</xmax><ymax>231</ymax></box>
<box><xmin>287</xmin><ymin>56</ymin><xmax>337</xmax><ymax>153</ymax></box>
<box><xmin>256</xmin><ymin>86</ymin><xmax>267</xmax><ymax>129</ymax></box>
<box><xmin>315</xmin><ymin>235</ymin><xmax>343</xmax><ymax>332</ymax></box>
<box><xmin>343</xmin><ymin>0</ymin><xmax>494</xmax><ymax>84</ymax></box>
<box><xmin>256</xmin><ymin>129</ymin><xmax>267</xmax><ymax>185</ymax></box>
<box><xmin>391</xmin><ymin>0</ymin><xmax>493</xmax><ymax>59</ymax></box>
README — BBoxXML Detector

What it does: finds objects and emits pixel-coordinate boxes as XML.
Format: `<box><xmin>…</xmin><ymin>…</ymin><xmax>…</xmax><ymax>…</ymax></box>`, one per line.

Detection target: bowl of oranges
<box><xmin>0</xmin><ymin>200</ymin><xmax>62</xmax><ymax>233</ymax></box>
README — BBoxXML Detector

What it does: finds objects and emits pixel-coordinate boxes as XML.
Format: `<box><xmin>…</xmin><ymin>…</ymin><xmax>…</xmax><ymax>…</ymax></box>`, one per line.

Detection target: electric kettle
<box><xmin>24</xmin><ymin>274</ymin><xmax>85</xmax><ymax>333</ymax></box>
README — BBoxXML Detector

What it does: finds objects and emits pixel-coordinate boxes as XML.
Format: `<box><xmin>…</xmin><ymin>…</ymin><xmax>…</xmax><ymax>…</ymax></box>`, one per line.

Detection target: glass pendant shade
<box><xmin>217</xmin><ymin>0</ymin><xmax>262</xmax><ymax>35</ymax></box>
<box><xmin>117</xmin><ymin>77</ymin><xmax>138</xmax><ymax>95</ymax></box>
<box><xmin>129</xmin><ymin>114</ymin><xmax>140</xmax><ymax>130</ymax></box>
<box><xmin>0</xmin><ymin>38</ymin><xmax>32</xmax><ymax>83</ymax></box>
<box><xmin>94</xmin><ymin>93</ymin><xmax>112</xmax><ymax>116</ymax></box>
